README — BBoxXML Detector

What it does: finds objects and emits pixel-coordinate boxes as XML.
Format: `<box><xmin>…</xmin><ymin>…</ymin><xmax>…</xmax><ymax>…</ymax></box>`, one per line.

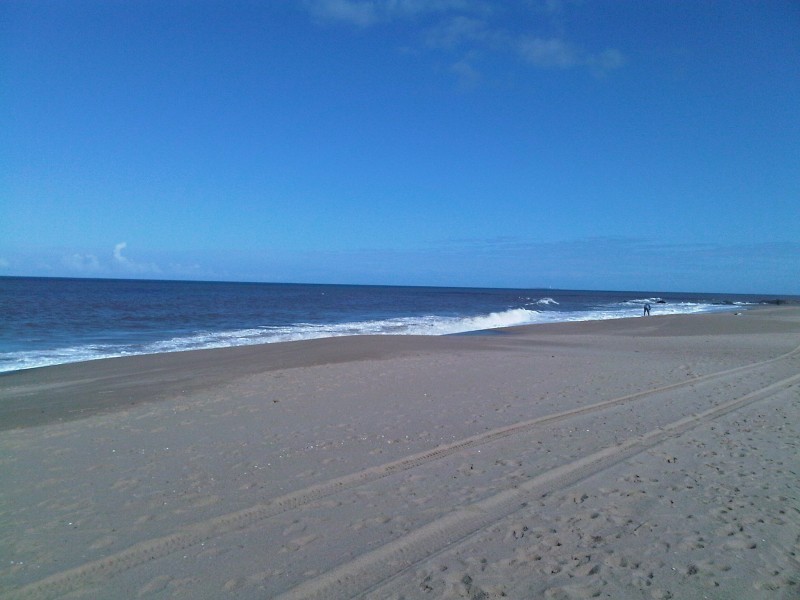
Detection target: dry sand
<box><xmin>1</xmin><ymin>307</ymin><xmax>798</xmax><ymax>599</ymax></box>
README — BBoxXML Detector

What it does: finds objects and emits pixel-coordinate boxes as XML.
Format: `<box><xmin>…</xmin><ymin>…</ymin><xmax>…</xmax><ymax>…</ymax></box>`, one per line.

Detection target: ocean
<box><xmin>0</xmin><ymin>277</ymin><xmax>774</xmax><ymax>374</ymax></box>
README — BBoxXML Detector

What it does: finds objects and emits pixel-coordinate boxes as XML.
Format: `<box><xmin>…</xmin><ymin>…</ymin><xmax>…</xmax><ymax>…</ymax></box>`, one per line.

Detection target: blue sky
<box><xmin>2</xmin><ymin>1</ymin><xmax>799</xmax><ymax>294</ymax></box>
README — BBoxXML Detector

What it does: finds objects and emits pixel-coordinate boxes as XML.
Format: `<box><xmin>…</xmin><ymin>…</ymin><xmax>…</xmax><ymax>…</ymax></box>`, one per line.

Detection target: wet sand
<box><xmin>1</xmin><ymin>307</ymin><xmax>799</xmax><ymax>599</ymax></box>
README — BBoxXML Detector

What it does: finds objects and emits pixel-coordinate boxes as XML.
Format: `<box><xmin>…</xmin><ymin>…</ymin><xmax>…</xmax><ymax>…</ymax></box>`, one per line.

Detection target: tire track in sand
<box><xmin>4</xmin><ymin>346</ymin><xmax>799</xmax><ymax>600</ymax></box>
<box><xmin>277</xmin><ymin>371</ymin><xmax>800</xmax><ymax>600</ymax></box>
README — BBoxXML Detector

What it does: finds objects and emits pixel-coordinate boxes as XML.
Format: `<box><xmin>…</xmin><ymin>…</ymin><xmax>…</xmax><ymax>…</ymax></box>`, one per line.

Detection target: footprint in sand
<box><xmin>137</xmin><ymin>574</ymin><xmax>172</xmax><ymax>597</ymax></box>
<box><xmin>543</xmin><ymin>581</ymin><xmax>605</xmax><ymax>599</ymax></box>
<box><xmin>223</xmin><ymin>577</ymin><xmax>246</xmax><ymax>591</ymax></box>
<box><xmin>282</xmin><ymin>534</ymin><xmax>318</xmax><ymax>552</ymax></box>
<box><xmin>722</xmin><ymin>536</ymin><xmax>757</xmax><ymax>550</ymax></box>
<box><xmin>89</xmin><ymin>535</ymin><xmax>117</xmax><ymax>550</ymax></box>
<box><xmin>111</xmin><ymin>477</ymin><xmax>140</xmax><ymax>492</ymax></box>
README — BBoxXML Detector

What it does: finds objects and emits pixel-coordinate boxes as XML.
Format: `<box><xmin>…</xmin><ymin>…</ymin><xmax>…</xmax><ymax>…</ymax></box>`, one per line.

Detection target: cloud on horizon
<box><xmin>113</xmin><ymin>242</ymin><xmax>162</xmax><ymax>275</ymax></box>
<box><xmin>62</xmin><ymin>252</ymin><xmax>101</xmax><ymax>273</ymax></box>
<box><xmin>3</xmin><ymin>237</ymin><xmax>797</xmax><ymax>295</ymax></box>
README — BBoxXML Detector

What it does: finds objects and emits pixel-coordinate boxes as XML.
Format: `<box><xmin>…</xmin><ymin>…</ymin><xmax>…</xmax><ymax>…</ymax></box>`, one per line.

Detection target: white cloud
<box><xmin>517</xmin><ymin>36</ymin><xmax>578</xmax><ymax>69</ymax></box>
<box><xmin>63</xmin><ymin>253</ymin><xmax>101</xmax><ymax>272</ymax></box>
<box><xmin>305</xmin><ymin>0</ymin><xmax>490</xmax><ymax>27</ymax></box>
<box><xmin>450</xmin><ymin>58</ymin><xmax>481</xmax><ymax>87</ymax></box>
<box><xmin>517</xmin><ymin>37</ymin><xmax>625</xmax><ymax>74</ymax></box>
<box><xmin>113</xmin><ymin>241</ymin><xmax>128</xmax><ymax>263</ymax></box>
<box><xmin>595</xmin><ymin>48</ymin><xmax>625</xmax><ymax>69</ymax></box>
<box><xmin>425</xmin><ymin>15</ymin><xmax>489</xmax><ymax>49</ymax></box>
<box><xmin>112</xmin><ymin>242</ymin><xmax>161</xmax><ymax>275</ymax></box>
<box><xmin>306</xmin><ymin>0</ymin><xmax>379</xmax><ymax>26</ymax></box>
<box><xmin>302</xmin><ymin>2</ymin><xmax>626</xmax><ymax>79</ymax></box>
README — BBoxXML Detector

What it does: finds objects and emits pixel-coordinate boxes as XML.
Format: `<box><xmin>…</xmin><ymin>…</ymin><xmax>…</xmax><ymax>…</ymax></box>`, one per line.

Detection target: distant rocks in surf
<box><xmin>715</xmin><ymin>298</ymin><xmax>795</xmax><ymax>306</ymax></box>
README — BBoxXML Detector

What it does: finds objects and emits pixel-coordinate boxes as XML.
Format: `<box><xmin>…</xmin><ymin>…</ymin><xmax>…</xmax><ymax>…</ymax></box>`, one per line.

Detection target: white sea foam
<box><xmin>626</xmin><ymin>298</ymin><xmax>664</xmax><ymax>305</ymax></box>
<box><xmin>0</xmin><ymin>346</ymin><xmax>130</xmax><ymax>373</ymax></box>
<box><xmin>0</xmin><ymin>303</ymin><xmax>743</xmax><ymax>373</ymax></box>
<box><xmin>534</xmin><ymin>297</ymin><xmax>559</xmax><ymax>306</ymax></box>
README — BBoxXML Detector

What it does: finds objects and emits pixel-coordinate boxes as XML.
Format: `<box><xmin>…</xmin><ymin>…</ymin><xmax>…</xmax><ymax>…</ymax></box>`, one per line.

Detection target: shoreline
<box><xmin>0</xmin><ymin>306</ymin><xmax>793</xmax><ymax>432</ymax></box>
<box><xmin>3</xmin><ymin>292</ymin><xmax>788</xmax><ymax>376</ymax></box>
<box><xmin>1</xmin><ymin>306</ymin><xmax>799</xmax><ymax>598</ymax></box>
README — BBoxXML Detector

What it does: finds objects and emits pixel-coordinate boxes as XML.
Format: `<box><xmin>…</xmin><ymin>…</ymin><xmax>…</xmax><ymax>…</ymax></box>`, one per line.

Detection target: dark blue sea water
<box><xmin>0</xmin><ymin>277</ymin><xmax>775</xmax><ymax>373</ymax></box>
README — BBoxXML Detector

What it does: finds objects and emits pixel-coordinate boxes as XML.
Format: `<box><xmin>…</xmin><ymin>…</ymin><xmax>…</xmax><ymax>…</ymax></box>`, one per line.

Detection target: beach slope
<box><xmin>1</xmin><ymin>308</ymin><xmax>799</xmax><ymax>599</ymax></box>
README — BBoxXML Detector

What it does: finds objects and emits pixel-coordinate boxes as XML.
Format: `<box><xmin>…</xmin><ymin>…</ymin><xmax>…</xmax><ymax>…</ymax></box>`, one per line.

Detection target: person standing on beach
<box><xmin>644</xmin><ymin>303</ymin><xmax>651</xmax><ymax>316</ymax></box>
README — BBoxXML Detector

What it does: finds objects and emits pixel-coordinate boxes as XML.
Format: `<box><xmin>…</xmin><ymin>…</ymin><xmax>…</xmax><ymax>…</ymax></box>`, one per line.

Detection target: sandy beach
<box><xmin>1</xmin><ymin>307</ymin><xmax>798</xmax><ymax>599</ymax></box>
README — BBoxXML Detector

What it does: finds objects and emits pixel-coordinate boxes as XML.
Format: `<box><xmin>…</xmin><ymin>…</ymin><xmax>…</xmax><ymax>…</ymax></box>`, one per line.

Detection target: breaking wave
<box><xmin>0</xmin><ymin>301</ymin><xmax>748</xmax><ymax>373</ymax></box>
